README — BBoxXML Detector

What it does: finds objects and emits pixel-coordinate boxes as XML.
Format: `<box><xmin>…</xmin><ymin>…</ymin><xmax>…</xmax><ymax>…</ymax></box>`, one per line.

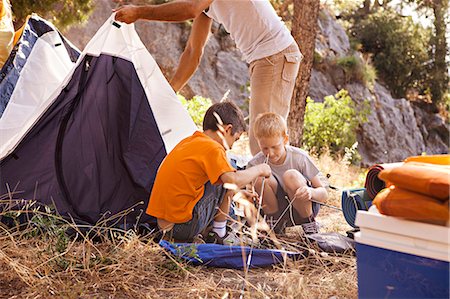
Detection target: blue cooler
<box><xmin>355</xmin><ymin>209</ymin><xmax>449</xmax><ymax>299</ymax></box>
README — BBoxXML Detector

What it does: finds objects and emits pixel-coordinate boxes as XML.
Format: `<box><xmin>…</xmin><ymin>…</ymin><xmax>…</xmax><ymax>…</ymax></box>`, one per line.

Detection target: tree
<box><xmin>429</xmin><ymin>0</ymin><xmax>449</xmax><ymax>104</ymax></box>
<box><xmin>354</xmin><ymin>10</ymin><xmax>431</xmax><ymax>98</ymax></box>
<box><xmin>11</xmin><ymin>0</ymin><xmax>94</xmax><ymax>30</ymax></box>
<box><xmin>288</xmin><ymin>0</ymin><xmax>320</xmax><ymax>147</ymax></box>
<box><xmin>401</xmin><ymin>0</ymin><xmax>449</xmax><ymax>104</ymax></box>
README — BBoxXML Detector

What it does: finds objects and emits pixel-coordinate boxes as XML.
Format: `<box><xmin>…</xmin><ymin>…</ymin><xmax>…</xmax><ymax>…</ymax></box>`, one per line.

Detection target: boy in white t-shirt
<box><xmin>247</xmin><ymin>112</ymin><xmax>328</xmax><ymax>234</ymax></box>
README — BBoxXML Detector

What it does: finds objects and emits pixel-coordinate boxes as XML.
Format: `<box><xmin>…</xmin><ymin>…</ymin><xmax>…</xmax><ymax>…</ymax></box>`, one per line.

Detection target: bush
<box><xmin>352</xmin><ymin>9</ymin><xmax>431</xmax><ymax>98</ymax></box>
<box><xmin>12</xmin><ymin>0</ymin><xmax>93</xmax><ymax>30</ymax></box>
<box><xmin>178</xmin><ymin>94</ymin><xmax>213</xmax><ymax>128</ymax></box>
<box><xmin>335</xmin><ymin>55</ymin><xmax>377</xmax><ymax>88</ymax></box>
<box><xmin>303</xmin><ymin>90</ymin><xmax>369</xmax><ymax>159</ymax></box>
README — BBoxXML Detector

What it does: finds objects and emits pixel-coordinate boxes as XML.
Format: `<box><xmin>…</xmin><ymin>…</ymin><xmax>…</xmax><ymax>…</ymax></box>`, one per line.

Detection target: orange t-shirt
<box><xmin>147</xmin><ymin>131</ymin><xmax>235</xmax><ymax>223</ymax></box>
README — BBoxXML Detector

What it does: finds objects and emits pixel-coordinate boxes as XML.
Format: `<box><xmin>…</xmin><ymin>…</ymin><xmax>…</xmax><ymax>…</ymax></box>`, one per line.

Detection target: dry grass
<box><xmin>0</xmin><ymin>146</ymin><xmax>364</xmax><ymax>298</ymax></box>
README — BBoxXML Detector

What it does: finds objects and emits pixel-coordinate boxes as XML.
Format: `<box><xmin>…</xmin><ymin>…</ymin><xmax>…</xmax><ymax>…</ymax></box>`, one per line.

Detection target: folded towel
<box><xmin>378</xmin><ymin>162</ymin><xmax>450</xmax><ymax>201</ymax></box>
<box><xmin>373</xmin><ymin>185</ymin><xmax>449</xmax><ymax>225</ymax></box>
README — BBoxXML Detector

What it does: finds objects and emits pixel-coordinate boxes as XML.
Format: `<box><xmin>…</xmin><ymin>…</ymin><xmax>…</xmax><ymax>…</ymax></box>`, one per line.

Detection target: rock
<box><xmin>411</xmin><ymin>102</ymin><xmax>449</xmax><ymax>155</ymax></box>
<box><xmin>316</xmin><ymin>9</ymin><xmax>350</xmax><ymax>58</ymax></box>
<box><xmin>309</xmin><ymin>69</ymin><xmax>337</xmax><ymax>102</ymax></box>
<box><xmin>348</xmin><ymin>83</ymin><xmax>426</xmax><ymax>165</ymax></box>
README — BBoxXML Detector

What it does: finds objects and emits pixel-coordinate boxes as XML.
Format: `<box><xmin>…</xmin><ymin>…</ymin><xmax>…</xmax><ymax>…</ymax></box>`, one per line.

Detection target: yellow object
<box><xmin>404</xmin><ymin>154</ymin><xmax>450</xmax><ymax>165</ymax></box>
<box><xmin>13</xmin><ymin>16</ymin><xmax>30</xmax><ymax>46</ymax></box>
<box><xmin>0</xmin><ymin>1</ymin><xmax>5</xmax><ymax>18</ymax></box>
<box><xmin>0</xmin><ymin>0</ymin><xmax>14</xmax><ymax>68</ymax></box>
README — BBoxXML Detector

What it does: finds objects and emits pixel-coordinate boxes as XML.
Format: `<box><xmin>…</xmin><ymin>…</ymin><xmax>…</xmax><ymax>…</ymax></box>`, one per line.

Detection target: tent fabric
<box><xmin>0</xmin><ymin>15</ymin><xmax>196</xmax><ymax>226</ymax></box>
<box><xmin>159</xmin><ymin>240</ymin><xmax>304</xmax><ymax>269</ymax></box>
<box><xmin>0</xmin><ymin>15</ymin><xmax>80</xmax><ymax>158</ymax></box>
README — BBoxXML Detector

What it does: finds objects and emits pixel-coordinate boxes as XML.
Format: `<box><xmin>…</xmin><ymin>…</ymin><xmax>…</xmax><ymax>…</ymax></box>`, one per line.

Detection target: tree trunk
<box><xmin>430</xmin><ymin>0</ymin><xmax>449</xmax><ymax>104</ymax></box>
<box><xmin>363</xmin><ymin>0</ymin><xmax>371</xmax><ymax>14</ymax></box>
<box><xmin>288</xmin><ymin>0</ymin><xmax>320</xmax><ymax>147</ymax></box>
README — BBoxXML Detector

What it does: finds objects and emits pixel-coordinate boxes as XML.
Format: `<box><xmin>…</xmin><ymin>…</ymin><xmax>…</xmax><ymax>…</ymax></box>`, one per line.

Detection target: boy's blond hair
<box><xmin>253</xmin><ymin>112</ymin><xmax>287</xmax><ymax>139</ymax></box>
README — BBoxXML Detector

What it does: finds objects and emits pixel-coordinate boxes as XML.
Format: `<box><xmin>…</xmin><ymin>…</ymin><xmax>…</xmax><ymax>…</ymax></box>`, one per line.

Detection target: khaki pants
<box><xmin>248</xmin><ymin>43</ymin><xmax>302</xmax><ymax>155</ymax></box>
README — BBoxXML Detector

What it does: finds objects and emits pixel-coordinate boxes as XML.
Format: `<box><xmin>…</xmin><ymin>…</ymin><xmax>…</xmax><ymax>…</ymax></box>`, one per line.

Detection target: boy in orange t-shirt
<box><xmin>147</xmin><ymin>101</ymin><xmax>271</xmax><ymax>244</ymax></box>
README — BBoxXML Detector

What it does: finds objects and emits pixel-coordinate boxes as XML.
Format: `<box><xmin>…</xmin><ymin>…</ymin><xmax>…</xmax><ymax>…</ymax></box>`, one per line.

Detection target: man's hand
<box><xmin>293</xmin><ymin>186</ymin><xmax>313</xmax><ymax>202</ymax></box>
<box><xmin>113</xmin><ymin>5</ymin><xmax>141</xmax><ymax>23</ymax></box>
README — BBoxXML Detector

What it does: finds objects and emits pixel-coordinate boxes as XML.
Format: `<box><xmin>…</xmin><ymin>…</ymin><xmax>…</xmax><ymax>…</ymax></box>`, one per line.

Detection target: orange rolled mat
<box><xmin>373</xmin><ymin>186</ymin><xmax>450</xmax><ymax>225</ymax></box>
<box><xmin>404</xmin><ymin>154</ymin><xmax>450</xmax><ymax>165</ymax></box>
<box><xmin>378</xmin><ymin>162</ymin><xmax>450</xmax><ymax>201</ymax></box>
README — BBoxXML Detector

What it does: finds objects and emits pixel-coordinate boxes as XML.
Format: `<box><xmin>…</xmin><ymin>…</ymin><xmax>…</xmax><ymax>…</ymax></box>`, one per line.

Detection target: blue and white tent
<box><xmin>0</xmin><ymin>15</ymin><xmax>80</xmax><ymax>153</ymax></box>
<box><xmin>0</xmin><ymin>15</ymin><xmax>196</xmax><ymax>226</ymax></box>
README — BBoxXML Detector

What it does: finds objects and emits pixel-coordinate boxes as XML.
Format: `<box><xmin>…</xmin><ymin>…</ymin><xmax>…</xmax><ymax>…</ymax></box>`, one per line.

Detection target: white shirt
<box><xmin>205</xmin><ymin>0</ymin><xmax>295</xmax><ymax>63</ymax></box>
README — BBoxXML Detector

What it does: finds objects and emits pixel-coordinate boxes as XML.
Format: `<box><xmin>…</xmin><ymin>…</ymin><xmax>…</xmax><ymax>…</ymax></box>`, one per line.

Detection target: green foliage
<box><xmin>335</xmin><ymin>55</ymin><xmax>377</xmax><ymax>88</ymax></box>
<box><xmin>178</xmin><ymin>94</ymin><xmax>213</xmax><ymax>128</ymax></box>
<box><xmin>303</xmin><ymin>90</ymin><xmax>370</xmax><ymax>159</ymax></box>
<box><xmin>351</xmin><ymin>9</ymin><xmax>432</xmax><ymax>98</ymax></box>
<box><xmin>313</xmin><ymin>50</ymin><xmax>324</xmax><ymax>66</ymax></box>
<box><xmin>11</xmin><ymin>0</ymin><xmax>94</xmax><ymax>30</ymax></box>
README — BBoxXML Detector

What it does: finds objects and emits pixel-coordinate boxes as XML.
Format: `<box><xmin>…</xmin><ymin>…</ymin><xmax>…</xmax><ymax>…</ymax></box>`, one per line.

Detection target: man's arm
<box><xmin>169</xmin><ymin>13</ymin><xmax>212</xmax><ymax>92</ymax></box>
<box><xmin>219</xmin><ymin>164</ymin><xmax>272</xmax><ymax>189</ymax></box>
<box><xmin>114</xmin><ymin>0</ymin><xmax>214</xmax><ymax>23</ymax></box>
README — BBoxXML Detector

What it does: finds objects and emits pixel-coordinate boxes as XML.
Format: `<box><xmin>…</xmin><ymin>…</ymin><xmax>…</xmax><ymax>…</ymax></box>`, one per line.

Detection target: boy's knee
<box><xmin>283</xmin><ymin>169</ymin><xmax>307</xmax><ymax>186</ymax></box>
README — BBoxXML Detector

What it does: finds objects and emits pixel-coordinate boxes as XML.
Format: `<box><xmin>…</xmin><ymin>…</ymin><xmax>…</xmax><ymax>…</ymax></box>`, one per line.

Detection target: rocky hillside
<box><xmin>65</xmin><ymin>0</ymin><xmax>448</xmax><ymax>166</ymax></box>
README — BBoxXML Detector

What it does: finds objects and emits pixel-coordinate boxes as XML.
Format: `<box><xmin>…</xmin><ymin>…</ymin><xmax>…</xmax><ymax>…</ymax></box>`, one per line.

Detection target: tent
<box><xmin>0</xmin><ymin>15</ymin><xmax>197</xmax><ymax>227</ymax></box>
<box><xmin>0</xmin><ymin>15</ymin><xmax>80</xmax><ymax>153</ymax></box>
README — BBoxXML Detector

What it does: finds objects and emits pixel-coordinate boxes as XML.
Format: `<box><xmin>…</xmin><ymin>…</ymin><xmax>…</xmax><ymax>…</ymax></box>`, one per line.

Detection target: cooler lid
<box><xmin>355</xmin><ymin>209</ymin><xmax>450</xmax><ymax>262</ymax></box>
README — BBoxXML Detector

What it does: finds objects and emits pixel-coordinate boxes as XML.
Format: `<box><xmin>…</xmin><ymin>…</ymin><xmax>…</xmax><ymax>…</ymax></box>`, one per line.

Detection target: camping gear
<box><xmin>378</xmin><ymin>162</ymin><xmax>450</xmax><ymax>201</ymax></box>
<box><xmin>355</xmin><ymin>208</ymin><xmax>449</xmax><ymax>298</ymax></box>
<box><xmin>305</xmin><ymin>232</ymin><xmax>355</xmax><ymax>253</ymax></box>
<box><xmin>159</xmin><ymin>240</ymin><xmax>306</xmax><ymax>269</ymax></box>
<box><xmin>341</xmin><ymin>188</ymin><xmax>371</xmax><ymax>228</ymax></box>
<box><xmin>364</xmin><ymin>163</ymin><xmax>402</xmax><ymax>199</ymax></box>
<box><xmin>0</xmin><ymin>15</ymin><xmax>197</xmax><ymax>226</ymax></box>
<box><xmin>0</xmin><ymin>15</ymin><xmax>80</xmax><ymax>156</ymax></box>
<box><xmin>404</xmin><ymin>154</ymin><xmax>450</xmax><ymax>165</ymax></box>
<box><xmin>373</xmin><ymin>186</ymin><xmax>449</xmax><ymax>225</ymax></box>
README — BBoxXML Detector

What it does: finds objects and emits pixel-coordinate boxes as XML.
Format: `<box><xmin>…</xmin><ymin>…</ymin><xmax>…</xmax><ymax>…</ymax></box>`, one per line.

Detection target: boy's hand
<box><xmin>294</xmin><ymin>186</ymin><xmax>312</xmax><ymax>202</ymax></box>
<box><xmin>258</xmin><ymin>164</ymin><xmax>271</xmax><ymax>178</ymax></box>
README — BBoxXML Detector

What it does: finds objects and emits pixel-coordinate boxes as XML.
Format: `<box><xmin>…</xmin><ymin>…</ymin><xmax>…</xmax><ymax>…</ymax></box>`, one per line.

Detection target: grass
<box><xmin>0</xmin><ymin>139</ymin><xmax>365</xmax><ymax>298</ymax></box>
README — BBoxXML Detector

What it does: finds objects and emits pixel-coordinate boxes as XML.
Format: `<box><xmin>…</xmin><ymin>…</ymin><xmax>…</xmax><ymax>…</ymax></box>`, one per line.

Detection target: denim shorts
<box><xmin>269</xmin><ymin>176</ymin><xmax>320</xmax><ymax>232</ymax></box>
<box><xmin>171</xmin><ymin>182</ymin><xmax>224</xmax><ymax>241</ymax></box>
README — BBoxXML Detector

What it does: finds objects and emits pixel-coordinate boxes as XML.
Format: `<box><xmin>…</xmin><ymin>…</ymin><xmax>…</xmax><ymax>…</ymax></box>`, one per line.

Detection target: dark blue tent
<box><xmin>0</xmin><ymin>15</ymin><xmax>197</xmax><ymax>227</ymax></box>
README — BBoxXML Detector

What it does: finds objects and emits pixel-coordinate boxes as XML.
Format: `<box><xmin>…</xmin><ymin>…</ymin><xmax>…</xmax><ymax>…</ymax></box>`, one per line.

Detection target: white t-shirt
<box><xmin>247</xmin><ymin>145</ymin><xmax>320</xmax><ymax>191</ymax></box>
<box><xmin>204</xmin><ymin>0</ymin><xmax>295</xmax><ymax>63</ymax></box>
<box><xmin>0</xmin><ymin>0</ymin><xmax>14</xmax><ymax>68</ymax></box>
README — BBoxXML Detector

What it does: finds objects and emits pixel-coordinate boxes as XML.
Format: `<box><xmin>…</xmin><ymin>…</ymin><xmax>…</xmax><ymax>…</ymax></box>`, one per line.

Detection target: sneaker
<box><xmin>301</xmin><ymin>221</ymin><xmax>319</xmax><ymax>235</ymax></box>
<box><xmin>205</xmin><ymin>227</ymin><xmax>252</xmax><ymax>246</ymax></box>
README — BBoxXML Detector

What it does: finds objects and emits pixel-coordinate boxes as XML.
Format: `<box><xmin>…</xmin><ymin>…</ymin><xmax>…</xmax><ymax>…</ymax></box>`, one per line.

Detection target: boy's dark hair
<box><xmin>203</xmin><ymin>101</ymin><xmax>247</xmax><ymax>134</ymax></box>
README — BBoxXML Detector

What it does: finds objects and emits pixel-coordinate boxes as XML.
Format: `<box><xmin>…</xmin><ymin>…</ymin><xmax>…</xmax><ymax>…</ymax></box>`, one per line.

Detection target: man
<box><xmin>114</xmin><ymin>0</ymin><xmax>302</xmax><ymax>156</ymax></box>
